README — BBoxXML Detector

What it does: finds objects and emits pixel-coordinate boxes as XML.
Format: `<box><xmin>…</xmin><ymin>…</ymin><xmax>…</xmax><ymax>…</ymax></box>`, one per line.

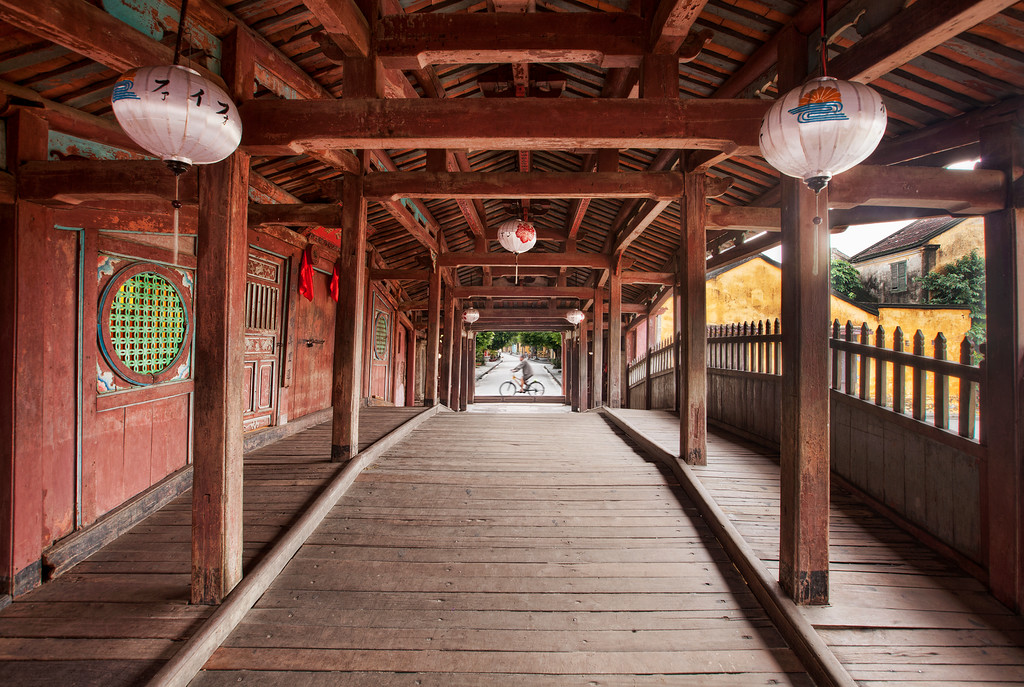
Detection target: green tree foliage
<box><xmin>488</xmin><ymin>331</ymin><xmax>517</xmax><ymax>350</ymax></box>
<box><xmin>830</xmin><ymin>258</ymin><xmax>872</xmax><ymax>301</ymax></box>
<box><xmin>916</xmin><ymin>249</ymin><xmax>986</xmax><ymax>344</ymax></box>
<box><xmin>518</xmin><ymin>331</ymin><xmax>562</xmax><ymax>357</ymax></box>
<box><xmin>474</xmin><ymin>330</ymin><xmax>494</xmax><ymax>355</ymax></box>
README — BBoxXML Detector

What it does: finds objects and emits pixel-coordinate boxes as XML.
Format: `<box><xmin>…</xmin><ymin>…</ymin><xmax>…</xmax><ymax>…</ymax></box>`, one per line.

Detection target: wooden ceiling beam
<box><xmin>707</xmin><ymin>205</ymin><xmax>781</xmax><ymax>231</ymax></box>
<box><xmin>650</xmin><ymin>0</ymin><xmax>710</xmax><ymax>55</ymax></box>
<box><xmin>363</xmin><ymin>171</ymin><xmax>685</xmax><ymax>201</ymax></box>
<box><xmin>248</xmin><ymin>203</ymin><xmax>344</xmax><ymax>228</ymax></box>
<box><xmin>303</xmin><ymin>0</ymin><xmax>370</xmax><ymax>57</ymax></box>
<box><xmin>375</xmin><ymin>13</ymin><xmax>646</xmax><ymax>69</ymax></box>
<box><xmin>829</xmin><ymin>0</ymin><xmax>1020</xmax><ymax>84</ymax></box>
<box><xmin>438</xmin><ymin>251</ymin><xmax>613</xmax><ymax>269</ymax></box>
<box><xmin>622</xmin><ymin>271</ymin><xmax>674</xmax><ymax>285</ymax></box>
<box><xmin>239</xmin><ymin>98</ymin><xmax>769</xmax><ymax>155</ymax></box>
<box><xmin>369</xmin><ymin>269</ymin><xmax>431</xmax><ymax>281</ymax></box>
<box><xmin>454</xmin><ymin>286</ymin><xmax>594</xmax><ymax>298</ymax></box>
<box><xmin>18</xmin><ymin>161</ymin><xmax>196</xmax><ymax>205</ymax></box>
<box><xmin>613</xmin><ymin>199</ymin><xmax>674</xmax><ymax>258</ymax></box>
<box><xmin>379</xmin><ymin>200</ymin><xmax>440</xmax><ymax>255</ymax></box>
<box><xmin>829</xmin><ymin>165</ymin><xmax>1006</xmax><ymax>214</ymax></box>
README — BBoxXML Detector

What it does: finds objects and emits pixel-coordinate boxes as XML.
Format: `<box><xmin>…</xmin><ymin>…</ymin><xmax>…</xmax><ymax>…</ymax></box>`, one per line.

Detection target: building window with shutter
<box><xmin>890</xmin><ymin>261</ymin><xmax>908</xmax><ymax>293</ymax></box>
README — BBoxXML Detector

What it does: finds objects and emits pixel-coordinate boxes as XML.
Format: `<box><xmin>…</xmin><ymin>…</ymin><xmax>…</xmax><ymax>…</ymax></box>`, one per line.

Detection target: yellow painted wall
<box><xmin>932</xmin><ymin>216</ymin><xmax>984</xmax><ymax>267</ymax></box>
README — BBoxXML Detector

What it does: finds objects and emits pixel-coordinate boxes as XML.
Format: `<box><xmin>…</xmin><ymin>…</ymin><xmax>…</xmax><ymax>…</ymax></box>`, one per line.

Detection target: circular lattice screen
<box><xmin>374</xmin><ymin>311</ymin><xmax>389</xmax><ymax>360</ymax></box>
<box><xmin>100</xmin><ymin>262</ymin><xmax>193</xmax><ymax>386</ymax></box>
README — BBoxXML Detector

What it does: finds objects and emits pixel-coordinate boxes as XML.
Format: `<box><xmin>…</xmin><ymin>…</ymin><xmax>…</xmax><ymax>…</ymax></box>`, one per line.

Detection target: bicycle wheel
<box><xmin>499</xmin><ymin>381</ymin><xmax>518</xmax><ymax>399</ymax></box>
<box><xmin>526</xmin><ymin>380</ymin><xmax>545</xmax><ymax>396</ymax></box>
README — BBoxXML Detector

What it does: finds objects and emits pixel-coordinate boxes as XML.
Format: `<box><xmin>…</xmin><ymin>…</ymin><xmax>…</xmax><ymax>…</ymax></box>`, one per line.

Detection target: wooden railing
<box><xmin>627</xmin><ymin>317</ymin><xmax>983</xmax><ymax>441</ymax></box>
<box><xmin>829</xmin><ymin>320</ymin><xmax>981</xmax><ymax>440</ymax></box>
<box><xmin>707</xmin><ymin>319</ymin><xmax>782</xmax><ymax>373</ymax></box>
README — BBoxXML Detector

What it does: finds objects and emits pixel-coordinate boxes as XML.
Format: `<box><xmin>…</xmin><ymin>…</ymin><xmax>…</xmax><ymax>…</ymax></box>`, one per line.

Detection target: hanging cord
<box><xmin>812</xmin><ymin>191</ymin><xmax>823</xmax><ymax>277</ymax></box>
<box><xmin>173</xmin><ymin>0</ymin><xmax>191</xmax><ymax>66</ymax></box>
<box><xmin>820</xmin><ymin>0</ymin><xmax>829</xmax><ymax>77</ymax></box>
<box><xmin>515</xmin><ymin>252</ymin><xmax>519</xmax><ymax>284</ymax></box>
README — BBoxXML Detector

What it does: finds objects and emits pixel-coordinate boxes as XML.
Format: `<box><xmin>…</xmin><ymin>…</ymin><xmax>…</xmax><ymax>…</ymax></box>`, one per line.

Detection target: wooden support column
<box><xmin>680</xmin><ymin>170</ymin><xmax>707</xmax><ymax>465</ymax></box>
<box><xmin>192</xmin><ymin>151</ymin><xmax>251</xmax><ymax>604</ymax></box>
<box><xmin>608</xmin><ymin>266</ymin><xmax>623</xmax><ymax>407</ymax></box>
<box><xmin>451</xmin><ymin>319</ymin><xmax>463</xmax><ymax>412</ymax></box>
<box><xmin>673</xmin><ymin>276</ymin><xmax>682</xmax><ymax>414</ymax></box>
<box><xmin>645</xmin><ymin>313</ymin><xmax>654</xmax><ymax>411</ymax></box>
<box><xmin>330</xmin><ymin>167</ymin><xmax>369</xmax><ymax>463</ymax></box>
<box><xmin>440</xmin><ymin>288</ymin><xmax>456</xmax><ymax>407</ymax></box>
<box><xmin>778</xmin><ymin>25</ymin><xmax>830</xmax><ymax>606</ymax></box>
<box><xmin>579</xmin><ymin>319</ymin><xmax>589</xmax><ymax>411</ymax></box>
<box><xmin>461</xmin><ymin>330</ymin><xmax>471</xmax><ymax>411</ymax></box>
<box><xmin>569</xmin><ymin>331</ymin><xmax>580</xmax><ymax>411</ymax></box>
<box><xmin>467</xmin><ymin>331</ymin><xmax>476</xmax><ymax>406</ymax></box>
<box><xmin>405</xmin><ymin>325</ymin><xmax>417</xmax><ymax>407</ymax></box>
<box><xmin>981</xmin><ymin>121</ymin><xmax>1024</xmax><ymax>611</ymax></box>
<box><xmin>592</xmin><ymin>290</ymin><xmax>605</xmax><ymax>408</ymax></box>
<box><xmin>424</xmin><ymin>266</ymin><xmax>441</xmax><ymax>406</ymax></box>
<box><xmin>561</xmin><ymin>333</ymin><xmax>570</xmax><ymax>405</ymax></box>
<box><xmin>1</xmin><ymin>110</ymin><xmax>48</xmax><ymax>596</ymax></box>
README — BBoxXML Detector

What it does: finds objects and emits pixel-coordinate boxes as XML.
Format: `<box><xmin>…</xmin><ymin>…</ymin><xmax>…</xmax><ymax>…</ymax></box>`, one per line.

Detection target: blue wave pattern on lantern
<box><xmin>112</xmin><ymin>79</ymin><xmax>140</xmax><ymax>102</ymax></box>
<box><xmin>787</xmin><ymin>85</ymin><xmax>848</xmax><ymax>124</ymax></box>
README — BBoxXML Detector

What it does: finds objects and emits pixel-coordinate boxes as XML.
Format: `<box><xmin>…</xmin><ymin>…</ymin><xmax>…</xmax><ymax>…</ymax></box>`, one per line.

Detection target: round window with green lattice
<box><xmin>373</xmin><ymin>311</ymin><xmax>389</xmax><ymax>361</ymax></box>
<box><xmin>99</xmin><ymin>262</ymin><xmax>194</xmax><ymax>386</ymax></box>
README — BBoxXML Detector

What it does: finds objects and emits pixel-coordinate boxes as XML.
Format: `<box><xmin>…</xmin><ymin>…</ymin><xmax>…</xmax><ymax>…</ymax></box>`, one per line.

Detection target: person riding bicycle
<box><xmin>511</xmin><ymin>355</ymin><xmax>535</xmax><ymax>391</ymax></box>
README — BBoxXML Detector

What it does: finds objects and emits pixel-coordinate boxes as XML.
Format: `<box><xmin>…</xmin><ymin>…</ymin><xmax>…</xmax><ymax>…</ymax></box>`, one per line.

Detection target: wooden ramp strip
<box><xmin>601</xmin><ymin>407</ymin><xmax>857</xmax><ymax>687</ymax></box>
<box><xmin>147</xmin><ymin>405</ymin><xmax>445</xmax><ymax>687</ymax></box>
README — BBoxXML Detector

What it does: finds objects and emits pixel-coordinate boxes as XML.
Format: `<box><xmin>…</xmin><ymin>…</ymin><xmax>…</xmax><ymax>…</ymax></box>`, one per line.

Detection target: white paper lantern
<box><xmin>112</xmin><ymin>65</ymin><xmax>242</xmax><ymax>175</ymax></box>
<box><xmin>759</xmin><ymin>76</ymin><xmax>886</xmax><ymax>192</ymax></box>
<box><xmin>566</xmin><ymin>309</ymin><xmax>585</xmax><ymax>326</ymax></box>
<box><xmin>463</xmin><ymin>308</ymin><xmax>480</xmax><ymax>324</ymax></box>
<box><xmin>496</xmin><ymin>219</ymin><xmax>537</xmax><ymax>254</ymax></box>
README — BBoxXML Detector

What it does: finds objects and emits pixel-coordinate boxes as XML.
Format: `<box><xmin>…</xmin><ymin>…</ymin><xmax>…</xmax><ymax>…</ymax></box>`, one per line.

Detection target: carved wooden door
<box><xmin>393</xmin><ymin>323</ymin><xmax>407</xmax><ymax>407</ymax></box>
<box><xmin>368</xmin><ymin>290</ymin><xmax>393</xmax><ymax>403</ymax></box>
<box><xmin>243</xmin><ymin>249</ymin><xmax>286</xmax><ymax>432</ymax></box>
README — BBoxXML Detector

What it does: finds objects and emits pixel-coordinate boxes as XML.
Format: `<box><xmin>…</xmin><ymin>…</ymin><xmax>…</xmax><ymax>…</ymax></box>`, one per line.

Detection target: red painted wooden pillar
<box><xmin>440</xmin><ymin>287</ymin><xmax>455</xmax><ymax>407</ymax></box>
<box><xmin>405</xmin><ymin>326</ymin><xmax>417</xmax><ymax>407</ymax></box>
<box><xmin>680</xmin><ymin>169</ymin><xmax>708</xmax><ymax>465</ymax></box>
<box><xmin>451</xmin><ymin>317</ymin><xmax>463</xmax><ymax>412</ymax></box>
<box><xmin>424</xmin><ymin>266</ymin><xmax>441</xmax><ymax>406</ymax></box>
<box><xmin>1</xmin><ymin>111</ymin><xmax>49</xmax><ymax>596</ymax></box>
<box><xmin>778</xmin><ymin>26</ymin><xmax>830</xmax><ymax>606</ymax></box>
<box><xmin>192</xmin><ymin>150</ymin><xmax>251</xmax><ymax>604</ymax></box>
<box><xmin>467</xmin><ymin>331</ymin><xmax>476</xmax><ymax>406</ymax></box>
<box><xmin>461</xmin><ymin>330</ymin><xmax>471</xmax><ymax>411</ymax></box>
<box><xmin>578</xmin><ymin>317</ymin><xmax>589</xmax><ymax>411</ymax></box>
<box><xmin>608</xmin><ymin>267</ymin><xmax>623</xmax><ymax>407</ymax></box>
<box><xmin>569</xmin><ymin>331</ymin><xmax>580</xmax><ymax>412</ymax></box>
<box><xmin>981</xmin><ymin>121</ymin><xmax>1024</xmax><ymax>611</ymax></box>
<box><xmin>561</xmin><ymin>333</ymin><xmax>570</xmax><ymax>405</ymax></box>
<box><xmin>330</xmin><ymin>167</ymin><xmax>368</xmax><ymax>463</ymax></box>
<box><xmin>592</xmin><ymin>289</ymin><xmax>605</xmax><ymax>408</ymax></box>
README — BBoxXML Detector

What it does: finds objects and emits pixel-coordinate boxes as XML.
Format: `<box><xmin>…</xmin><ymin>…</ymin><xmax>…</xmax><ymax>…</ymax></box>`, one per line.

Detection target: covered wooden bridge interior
<box><xmin>3</xmin><ymin>0</ymin><xmax>1024</xmax><ymax>684</ymax></box>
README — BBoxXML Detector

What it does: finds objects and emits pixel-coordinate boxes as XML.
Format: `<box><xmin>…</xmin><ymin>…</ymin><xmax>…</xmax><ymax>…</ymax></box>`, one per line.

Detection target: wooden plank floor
<box><xmin>192</xmin><ymin>411</ymin><xmax>814</xmax><ymax>686</ymax></box>
<box><xmin>0</xmin><ymin>407</ymin><xmax>426</xmax><ymax>687</ymax></box>
<box><xmin>607</xmin><ymin>409</ymin><xmax>1024</xmax><ymax>686</ymax></box>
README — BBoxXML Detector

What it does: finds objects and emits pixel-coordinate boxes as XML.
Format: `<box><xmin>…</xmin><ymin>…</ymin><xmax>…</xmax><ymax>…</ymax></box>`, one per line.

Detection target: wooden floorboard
<box><xmin>193</xmin><ymin>412</ymin><xmax>814</xmax><ymax>686</ymax></box>
<box><xmin>0</xmin><ymin>408</ymin><xmax>427</xmax><ymax>687</ymax></box>
<box><xmin>607</xmin><ymin>408</ymin><xmax>1024</xmax><ymax>686</ymax></box>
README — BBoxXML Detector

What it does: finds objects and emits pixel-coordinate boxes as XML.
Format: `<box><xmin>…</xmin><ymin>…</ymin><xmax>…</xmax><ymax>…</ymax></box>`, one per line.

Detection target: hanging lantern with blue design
<box><xmin>759</xmin><ymin>76</ymin><xmax>886</xmax><ymax>193</ymax></box>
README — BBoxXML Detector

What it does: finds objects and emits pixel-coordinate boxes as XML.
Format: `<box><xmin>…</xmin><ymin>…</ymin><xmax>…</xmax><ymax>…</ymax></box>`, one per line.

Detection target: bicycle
<box><xmin>499</xmin><ymin>374</ymin><xmax>545</xmax><ymax>399</ymax></box>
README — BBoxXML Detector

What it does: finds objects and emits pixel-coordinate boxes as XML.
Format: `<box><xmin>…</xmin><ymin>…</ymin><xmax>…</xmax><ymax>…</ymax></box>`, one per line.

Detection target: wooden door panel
<box><xmin>244</xmin><ymin>249</ymin><xmax>286</xmax><ymax>430</ymax></box>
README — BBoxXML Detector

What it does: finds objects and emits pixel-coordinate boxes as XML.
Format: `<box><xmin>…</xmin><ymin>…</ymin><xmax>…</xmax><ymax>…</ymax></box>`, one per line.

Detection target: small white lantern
<box><xmin>463</xmin><ymin>308</ymin><xmax>480</xmax><ymax>324</ymax></box>
<box><xmin>759</xmin><ymin>76</ymin><xmax>886</xmax><ymax>192</ymax></box>
<box><xmin>496</xmin><ymin>219</ymin><xmax>537</xmax><ymax>254</ymax></box>
<box><xmin>566</xmin><ymin>309</ymin><xmax>585</xmax><ymax>326</ymax></box>
<box><xmin>112</xmin><ymin>65</ymin><xmax>242</xmax><ymax>175</ymax></box>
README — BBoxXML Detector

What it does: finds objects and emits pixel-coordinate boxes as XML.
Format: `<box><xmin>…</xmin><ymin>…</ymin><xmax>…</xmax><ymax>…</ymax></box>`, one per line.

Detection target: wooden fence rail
<box><xmin>627</xmin><ymin>318</ymin><xmax>982</xmax><ymax>441</ymax></box>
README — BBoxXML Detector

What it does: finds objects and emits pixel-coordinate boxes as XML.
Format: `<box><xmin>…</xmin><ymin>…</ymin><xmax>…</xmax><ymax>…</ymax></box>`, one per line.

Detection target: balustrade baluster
<box><xmin>874</xmin><ymin>326</ymin><xmax>887</xmax><ymax>407</ymax></box>
<box><xmin>959</xmin><ymin>337</ymin><xmax>977</xmax><ymax>438</ymax></box>
<box><xmin>893</xmin><ymin>327</ymin><xmax>906</xmax><ymax>414</ymax></box>
<box><xmin>773</xmin><ymin>319</ymin><xmax>781</xmax><ymax>375</ymax></box>
<box><xmin>831</xmin><ymin>320</ymin><xmax>841</xmax><ymax>390</ymax></box>
<box><xmin>756</xmin><ymin>320</ymin><xmax>765</xmax><ymax>373</ymax></box>
<box><xmin>859</xmin><ymin>322</ymin><xmax>871</xmax><ymax>400</ymax></box>
<box><xmin>913</xmin><ymin>330</ymin><xmax>927</xmax><ymax>421</ymax></box>
<box><xmin>844</xmin><ymin>321</ymin><xmax>855</xmax><ymax>395</ymax></box>
<box><xmin>934</xmin><ymin>333</ymin><xmax>949</xmax><ymax>429</ymax></box>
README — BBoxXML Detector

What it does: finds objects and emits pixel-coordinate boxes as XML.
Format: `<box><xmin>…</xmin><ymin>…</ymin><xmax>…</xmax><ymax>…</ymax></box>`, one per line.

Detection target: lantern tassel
<box><xmin>171</xmin><ymin>174</ymin><xmax>180</xmax><ymax>267</ymax></box>
<box><xmin>515</xmin><ymin>252</ymin><xmax>519</xmax><ymax>284</ymax></box>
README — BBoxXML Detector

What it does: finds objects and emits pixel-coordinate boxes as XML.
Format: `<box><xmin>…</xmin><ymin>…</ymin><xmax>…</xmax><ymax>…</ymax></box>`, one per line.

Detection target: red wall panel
<box><xmin>289</xmin><ymin>271</ymin><xmax>335</xmax><ymax>420</ymax></box>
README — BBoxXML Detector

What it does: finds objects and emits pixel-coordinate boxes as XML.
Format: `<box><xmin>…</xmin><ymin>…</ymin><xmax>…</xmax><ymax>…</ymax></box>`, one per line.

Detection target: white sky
<box><xmin>760</xmin><ymin>159</ymin><xmax>978</xmax><ymax>263</ymax></box>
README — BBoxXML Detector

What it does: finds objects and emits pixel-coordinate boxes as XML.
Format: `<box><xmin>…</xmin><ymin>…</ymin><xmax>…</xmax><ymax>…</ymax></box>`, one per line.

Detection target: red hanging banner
<box><xmin>299</xmin><ymin>246</ymin><xmax>315</xmax><ymax>302</ymax></box>
<box><xmin>330</xmin><ymin>265</ymin><xmax>340</xmax><ymax>302</ymax></box>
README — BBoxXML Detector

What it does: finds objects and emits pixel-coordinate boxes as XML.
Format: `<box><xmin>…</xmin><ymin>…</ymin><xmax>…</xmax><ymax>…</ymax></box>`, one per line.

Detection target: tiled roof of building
<box><xmin>850</xmin><ymin>217</ymin><xmax>967</xmax><ymax>262</ymax></box>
